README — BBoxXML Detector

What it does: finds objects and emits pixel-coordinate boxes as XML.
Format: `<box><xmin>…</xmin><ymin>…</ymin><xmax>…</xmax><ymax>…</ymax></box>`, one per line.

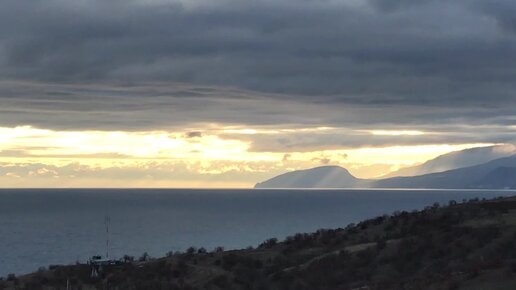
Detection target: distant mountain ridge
<box><xmin>472</xmin><ymin>167</ymin><xmax>516</xmax><ymax>189</ymax></box>
<box><xmin>373</xmin><ymin>155</ymin><xmax>516</xmax><ymax>189</ymax></box>
<box><xmin>382</xmin><ymin>144</ymin><xmax>516</xmax><ymax>178</ymax></box>
<box><xmin>255</xmin><ymin>153</ymin><xmax>516</xmax><ymax>189</ymax></box>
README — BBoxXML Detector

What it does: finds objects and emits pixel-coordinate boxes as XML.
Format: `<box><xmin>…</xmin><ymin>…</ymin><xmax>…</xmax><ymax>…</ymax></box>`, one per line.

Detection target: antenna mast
<box><xmin>104</xmin><ymin>215</ymin><xmax>110</xmax><ymax>258</ymax></box>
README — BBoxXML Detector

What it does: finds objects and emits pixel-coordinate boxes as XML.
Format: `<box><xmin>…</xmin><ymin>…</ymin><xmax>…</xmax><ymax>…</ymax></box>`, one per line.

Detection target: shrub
<box><xmin>186</xmin><ymin>247</ymin><xmax>197</xmax><ymax>255</ymax></box>
<box><xmin>259</xmin><ymin>238</ymin><xmax>278</xmax><ymax>248</ymax></box>
<box><xmin>139</xmin><ymin>252</ymin><xmax>150</xmax><ymax>262</ymax></box>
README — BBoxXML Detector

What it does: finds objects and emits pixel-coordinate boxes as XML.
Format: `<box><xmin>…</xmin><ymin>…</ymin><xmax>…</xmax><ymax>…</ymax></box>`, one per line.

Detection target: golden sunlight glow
<box><xmin>220</xmin><ymin>126</ymin><xmax>335</xmax><ymax>135</ymax></box>
<box><xmin>0</xmin><ymin>125</ymin><xmax>498</xmax><ymax>187</ymax></box>
<box><xmin>367</xmin><ymin>130</ymin><xmax>426</xmax><ymax>136</ymax></box>
<box><xmin>0</xmin><ymin>126</ymin><xmax>249</xmax><ymax>160</ymax></box>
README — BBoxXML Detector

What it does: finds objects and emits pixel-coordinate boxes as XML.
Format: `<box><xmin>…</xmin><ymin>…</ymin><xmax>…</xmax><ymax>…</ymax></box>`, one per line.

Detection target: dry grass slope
<box><xmin>3</xmin><ymin>196</ymin><xmax>516</xmax><ymax>290</ymax></box>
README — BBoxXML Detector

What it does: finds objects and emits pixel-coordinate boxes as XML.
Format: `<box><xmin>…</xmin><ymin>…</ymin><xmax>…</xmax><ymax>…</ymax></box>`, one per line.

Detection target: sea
<box><xmin>1</xmin><ymin>188</ymin><xmax>515</xmax><ymax>277</ymax></box>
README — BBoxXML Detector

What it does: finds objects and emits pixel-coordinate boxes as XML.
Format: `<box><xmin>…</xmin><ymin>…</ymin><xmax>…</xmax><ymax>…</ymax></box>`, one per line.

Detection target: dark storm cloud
<box><xmin>0</xmin><ymin>0</ymin><xmax>514</xmax><ymax>145</ymax></box>
<box><xmin>185</xmin><ymin>131</ymin><xmax>203</xmax><ymax>138</ymax></box>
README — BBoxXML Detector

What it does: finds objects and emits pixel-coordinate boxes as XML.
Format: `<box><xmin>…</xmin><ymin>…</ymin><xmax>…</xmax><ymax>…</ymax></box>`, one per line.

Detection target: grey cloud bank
<box><xmin>0</xmin><ymin>0</ymin><xmax>514</xmax><ymax>145</ymax></box>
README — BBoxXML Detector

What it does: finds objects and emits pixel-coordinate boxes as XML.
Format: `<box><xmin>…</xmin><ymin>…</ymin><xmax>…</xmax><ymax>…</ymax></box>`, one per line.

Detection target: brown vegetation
<box><xmin>3</xmin><ymin>196</ymin><xmax>516</xmax><ymax>290</ymax></box>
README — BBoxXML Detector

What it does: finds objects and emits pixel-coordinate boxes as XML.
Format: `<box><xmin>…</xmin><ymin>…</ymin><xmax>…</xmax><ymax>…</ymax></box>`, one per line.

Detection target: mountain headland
<box><xmin>254</xmin><ymin>166</ymin><xmax>367</xmax><ymax>189</ymax></box>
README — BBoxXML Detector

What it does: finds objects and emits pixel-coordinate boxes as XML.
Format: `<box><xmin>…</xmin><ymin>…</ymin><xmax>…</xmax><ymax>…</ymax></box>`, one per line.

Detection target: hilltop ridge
<box><xmin>5</xmin><ymin>195</ymin><xmax>516</xmax><ymax>289</ymax></box>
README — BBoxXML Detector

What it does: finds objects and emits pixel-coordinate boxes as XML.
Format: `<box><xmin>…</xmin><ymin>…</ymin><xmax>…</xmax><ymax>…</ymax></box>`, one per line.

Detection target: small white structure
<box><xmin>89</xmin><ymin>256</ymin><xmax>123</xmax><ymax>278</ymax></box>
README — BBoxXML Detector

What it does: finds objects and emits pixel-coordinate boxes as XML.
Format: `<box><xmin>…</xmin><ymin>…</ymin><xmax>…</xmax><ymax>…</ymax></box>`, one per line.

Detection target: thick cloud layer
<box><xmin>0</xmin><ymin>0</ymin><xmax>514</xmax><ymax>143</ymax></box>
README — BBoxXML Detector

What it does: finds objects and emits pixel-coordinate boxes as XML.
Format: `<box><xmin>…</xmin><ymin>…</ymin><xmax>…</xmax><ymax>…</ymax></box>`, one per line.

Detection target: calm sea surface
<box><xmin>1</xmin><ymin>188</ymin><xmax>514</xmax><ymax>276</ymax></box>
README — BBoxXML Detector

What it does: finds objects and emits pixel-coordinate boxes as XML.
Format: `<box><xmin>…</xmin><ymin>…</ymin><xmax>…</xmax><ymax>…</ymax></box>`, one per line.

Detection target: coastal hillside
<box><xmin>256</xmin><ymin>155</ymin><xmax>516</xmax><ymax>189</ymax></box>
<box><xmin>4</xmin><ymin>195</ymin><xmax>516</xmax><ymax>290</ymax></box>
<box><xmin>382</xmin><ymin>144</ymin><xmax>516</xmax><ymax>178</ymax></box>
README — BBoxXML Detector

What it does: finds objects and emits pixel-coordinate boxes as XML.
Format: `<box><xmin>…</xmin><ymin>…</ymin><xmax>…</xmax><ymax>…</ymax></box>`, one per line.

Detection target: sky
<box><xmin>0</xmin><ymin>0</ymin><xmax>515</xmax><ymax>187</ymax></box>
